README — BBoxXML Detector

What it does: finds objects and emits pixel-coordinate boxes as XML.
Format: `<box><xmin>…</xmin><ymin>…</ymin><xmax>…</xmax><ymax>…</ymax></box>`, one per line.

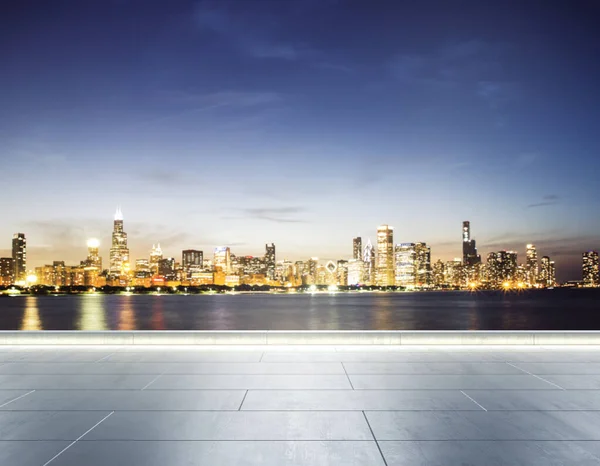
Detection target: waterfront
<box><xmin>0</xmin><ymin>289</ymin><xmax>599</xmax><ymax>331</ymax></box>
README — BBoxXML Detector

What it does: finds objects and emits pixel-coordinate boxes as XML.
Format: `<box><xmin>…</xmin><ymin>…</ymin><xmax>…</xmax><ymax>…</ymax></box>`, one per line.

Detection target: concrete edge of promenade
<box><xmin>1</xmin><ymin>331</ymin><xmax>600</xmax><ymax>345</ymax></box>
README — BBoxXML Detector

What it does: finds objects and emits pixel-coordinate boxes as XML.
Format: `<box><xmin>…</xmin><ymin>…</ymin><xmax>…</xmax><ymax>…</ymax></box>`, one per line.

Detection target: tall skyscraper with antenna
<box><xmin>109</xmin><ymin>207</ymin><xmax>129</xmax><ymax>279</ymax></box>
<box><xmin>462</xmin><ymin>221</ymin><xmax>481</xmax><ymax>267</ymax></box>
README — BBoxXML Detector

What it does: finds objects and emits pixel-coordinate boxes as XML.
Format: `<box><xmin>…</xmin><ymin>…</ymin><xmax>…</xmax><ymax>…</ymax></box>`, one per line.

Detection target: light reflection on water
<box><xmin>21</xmin><ymin>296</ymin><xmax>42</xmax><ymax>331</ymax></box>
<box><xmin>1</xmin><ymin>289</ymin><xmax>599</xmax><ymax>331</ymax></box>
<box><xmin>118</xmin><ymin>296</ymin><xmax>136</xmax><ymax>330</ymax></box>
<box><xmin>77</xmin><ymin>295</ymin><xmax>107</xmax><ymax>330</ymax></box>
<box><xmin>151</xmin><ymin>297</ymin><xmax>165</xmax><ymax>330</ymax></box>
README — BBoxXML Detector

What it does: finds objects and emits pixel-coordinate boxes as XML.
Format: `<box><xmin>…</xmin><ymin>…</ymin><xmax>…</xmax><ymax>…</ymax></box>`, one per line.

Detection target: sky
<box><xmin>1</xmin><ymin>0</ymin><xmax>599</xmax><ymax>281</ymax></box>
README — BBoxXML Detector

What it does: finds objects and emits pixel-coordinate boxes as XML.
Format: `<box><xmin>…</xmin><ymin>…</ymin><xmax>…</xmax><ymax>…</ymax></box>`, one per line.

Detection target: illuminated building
<box><xmin>306</xmin><ymin>257</ymin><xmax>318</xmax><ymax>285</ymax></box>
<box><xmin>85</xmin><ymin>238</ymin><xmax>102</xmax><ymax>272</ymax></box>
<box><xmin>337</xmin><ymin>260</ymin><xmax>348</xmax><ymax>286</ymax></box>
<box><xmin>182</xmin><ymin>249</ymin><xmax>203</xmax><ymax>277</ymax></box>
<box><xmin>347</xmin><ymin>259</ymin><xmax>364</xmax><ymax>286</ymax></box>
<box><xmin>280</xmin><ymin>259</ymin><xmax>295</xmax><ymax>284</ymax></box>
<box><xmin>214</xmin><ymin>247</ymin><xmax>231</xmax><ymax>274</ymax></box>
<box><xmin>395</xmin><ymin>243</ymin><xmax>416</xmax><ymax>287</ymax></box>
<box><xmin>324</xmin><ymin>260</ymin><xmax>337</xmax><ymax>285</ymax></box>
<box><xmin>12</xmin><ymin>233</ymin><xmax>26</xmax><ymax>283</ymax></box>
<box><xmin>583</xmin><ymin>251</ymin><xmax>599</xmax><ymax>287</ymax></box>
<box><xmin>0</xmin><ymin>257</ymin><xmax>15</xmax><ymax>285</ymax></box>
<box><xmin>540</xmin><ymin>256</ymin><xmax>556</xmax><ymax>287</ymax></box>
<box><xmin>432</xmin><ymin>259</ymin><xmax>445</xmax><ymax>287</ymax></box>
<box><xmin>415</xmin><ymin>242</ymin><xmax>432</xmax><ymax>286</ymax></box>
<box><xmin>224</xmin><ymin>275</ymin><xmax>240</xmax><ymax>287</ymax></box>
<box><xmin>353</xmin><ymin>237</ymin><xmax>362</xmax><ymax>260</ymax></box>
<box><xmin>363</xmin><ymin>239</ymin><xmax>375</xmax><ymax>285</ymax></box>
<box><xmin>236</xmin><ymin>256</ymin><xmax>266</xmax><ymax>276</ymax></box>
<box><xmin>376</xmin><ymin>225</ymin><xmax>394</xmax><ymax>286</ymax></box>
<box><xmin>193</xmin><ymin>272</ymin><xmax>214</xmax><ymax>285</ymax></box>
<box><xmin>486</xmin><ymin>251</ymin><xmax>518</xmax><ymax>288</ymax></box>
<box><xmin>294</xmin><ymin>261</ymin><xmax>306</xmax><ymax>283</ymax></box>
<box><xmin>316</xmin><ymin>264</ymin><xmax>328</xmax><ymax>285</ymax></box>
<box><xmin>83</xmin><ymin>240</ymin><xmax>102</xmax><ymax>287</ymax></box>
<box><xmin>158</xmin><ymin>257</ymin><xmax>176</xmax><ymax>280</ymax></box>
<box><xmin>526</xmin><ymin>244</ymin><xmax>538</xmax><ymax>286</ymax></box>
<box><xmin>462</xmin><ymin>221</ymin><xmax>481</xmax><ymax>267</ymax></box>
<box><xmin>108</xmin><ymin>208</ymin><xmax>129</xmax><ymax>279</ymax></box>
<box><xmin>265</xmin><ymin>243</ymin><xmax>276</xmax><ymax>280</ymax></box>
<box><xmin>445</xmin><ymin>259</ymin><xmax>464</xmax><ymax>287</ymax></box>
<box><xmin>135</xmin><ymin>259</ymin><xmax>151</xmax><ymax>275</ymax></box>
<box><xmin>149</xmin><ymin>244</ymin><xmax>163</xmax><ymax>274</ymax></box>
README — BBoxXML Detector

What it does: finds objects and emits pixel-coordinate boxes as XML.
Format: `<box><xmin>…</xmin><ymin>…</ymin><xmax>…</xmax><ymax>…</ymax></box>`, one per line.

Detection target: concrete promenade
<box><xmin>2</xmin><ymin>341</ymin><xmax>600</xmax><ymax>464</ymax></box>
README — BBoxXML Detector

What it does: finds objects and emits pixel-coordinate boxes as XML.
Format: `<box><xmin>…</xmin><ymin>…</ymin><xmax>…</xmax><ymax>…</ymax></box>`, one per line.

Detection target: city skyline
<box><xmin>1</xmin><ymin>1</ymin><xmax>599</xmax><ymax>282</ymax></box>
<box><xmin>1</xmin><ymin>208</ymin><xmax>598</xmax><ymax>284</ymax></box>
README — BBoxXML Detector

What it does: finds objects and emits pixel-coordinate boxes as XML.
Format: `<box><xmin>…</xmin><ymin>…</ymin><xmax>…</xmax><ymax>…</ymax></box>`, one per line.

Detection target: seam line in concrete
<box><xmin>0</xmin><ymin>390</ymin><xmax>35</xmax><ymax>408</ymax></box>
<box><xmin>362</xmin><ymin>411</ymin><xmax>389</xmax><ymax>466</ymax></box>
<box><xmin>341</xmin><ymin>362</ymin><xmax>355</xmax><ymax>390</ymax></box>
<box><xmin>141</xmin><ymin>373</ymin><xmax>164</xmax><ymax>390</ymax></box>
<box><xmin>41</xmin><ymin>411</ymin><xmax>114</xmax><ymax>466</ymax></box>
<box><xmin>506</xmin><ymin>362</ymin><xmax>565</xmax><ymax>390</ymax></box>
<box><xmin>94</xmin><ymin>353</ymin><xmax>115</xmax><ymax>363</ymax></box>
<box><xmin>460</xmin><ymin>390</ymin><xmax>487</xmax><ymax>411</ymax></box>
<box><xmin>238</xmin><ymin>390</ymin><xmax>249</xmax><ymax>411</ymax></box>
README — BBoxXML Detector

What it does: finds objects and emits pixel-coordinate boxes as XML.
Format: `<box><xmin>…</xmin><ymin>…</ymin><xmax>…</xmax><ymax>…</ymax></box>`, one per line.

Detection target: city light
<box><xmin>2</xmin><ymin>213</ymin><xmax>597</xmax><ymax>291</ymax></box>
<box><xmin>87</xmin><ymin>238</ymin><xmax>100</xmax><ymax>248</ymax></box>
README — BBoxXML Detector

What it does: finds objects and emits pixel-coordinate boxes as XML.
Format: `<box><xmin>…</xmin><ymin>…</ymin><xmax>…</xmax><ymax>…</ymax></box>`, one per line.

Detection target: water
<box><xmin>1</xmin><ymin>289</ymin><xmax>599</xmax><ymax>331</ymax></box>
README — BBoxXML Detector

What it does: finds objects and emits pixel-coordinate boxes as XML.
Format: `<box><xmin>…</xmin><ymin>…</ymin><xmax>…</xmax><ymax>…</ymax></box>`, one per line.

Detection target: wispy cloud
<box><xmin>194</xmin><ymin>2</ymin><xmax>316</xmax><ymax>61</ymax></box>
<box><xmin>389</xmin><ymin>39</ymin><xmax>516</xmax><ymax>108</ymax></box>
<box><xmin>527</xmin><ymin>194</ymin><xmax>560</xmax><ymax>208</ymax></box>
<box><xmin>225</xmin><ymin>206</ymin><xmax>308</xmax><ymax>224</ymax></box>
<box><xmin>162</xmin><ymin>90</ymin><xmax>282</xmax><ymax>107</ymax></box>
<box><xmin>138</xmin><ymin>90</ymin><xmax>282</xmax><ymax>128</ymax></box>
<box><xmin>516</xmin><ymin>152</ymin><xmax>540</xmax><ymax>167</ymax></box>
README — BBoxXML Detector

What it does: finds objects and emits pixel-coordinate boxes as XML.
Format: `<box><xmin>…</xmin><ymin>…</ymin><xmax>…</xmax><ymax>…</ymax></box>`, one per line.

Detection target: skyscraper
<box><xmin>526</xmin><ymin>244</ymin><xmax>538</xmax><ymax>286</ymax></box>
<box><xmin>265</xmin><ymin>243</ymin><xmax>276</xmax><ymax>280</ymax></box>
<box><xmin>363</xmin><ymin>239</ymin><xmax>375</xmax><ymax>285</ymax></box>
<box><xmin>540</xmin><ymin>256</ymin><xmax>556</xmax><ymax>288</ymax></box>
<box><xmin>353</xmin><ymin>237</ymin><xmax>362</xmax><ymax>260</ymax></box>
<box><xmin>214</xmin><ymin>247</ymin><xmax>231</xmax><ymax>274</ymax></box>
<box><xmin>158</xmin><ymin>257</ymin><xmax>176</xmax><ymax>280</ymax></box>
<box><xmin>182</xmin><ymin>249</ymin><xmax>203</xmax><ymax>277</ymax></box>
<box><xmin>415</xmin><ymin>242</ymin><xmax>432</xmax><ymax>286</ymax></box>
<box><xmin>485</xmin><ymin>251</ymin><xmax>518</xmax><ymax>287</ymax></box>
<box><xmin>376</xmin><ymin>225</ymin><xmax>394</xmax><ymax>286</ymax></box>
<box><xmin>336</xmin><ymin>260</ymin><xmax>348</xmax><ymax>286</ymax></box>
<box><xmin>85</xmin><ymin>238</ymin><xmax>102</xmax><ymax>272</ymax></box>
<box><xmin>12</xmin><ymin>233</ymin><xmax>26</xmax><ymax>283</ymax></box>
<box><xmin>150</xmin><ymin>244</ymin><xmax>163</xmax><ymax>274</ymax></box>
<box><xmin>0</xmin><ymin>257</ymin><xmax>15</xmax><ymax>285</ymax></box>
<box><xmin>395</xmin><ymin>243</ymin><xmax>416</xmax><ymax>287</ymax></box>
<box><xmin>583</xmin><ymin>251</ymin><xmax>599</xmax><ymax>287</ymax></box>
<box><xmin>347</xmin><ymin>259</ymin><xmax>364</xmax><ymax>286</ymax></box>
<box><xmin>462</xmin><ymin>221</ymin><xmax>481</xmax><ymax>267</ymax></box>
<box><xmin>109</xmin><ymin>208</ymin><xmax>129</xmax><ymax>279</ymax></box>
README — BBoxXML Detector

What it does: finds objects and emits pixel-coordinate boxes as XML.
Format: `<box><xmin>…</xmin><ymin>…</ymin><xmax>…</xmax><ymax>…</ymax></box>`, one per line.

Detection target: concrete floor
<box><xmin>2</xmin><ymin>345</ymin><xmax>600</xmax><ymax>465</ymax></box>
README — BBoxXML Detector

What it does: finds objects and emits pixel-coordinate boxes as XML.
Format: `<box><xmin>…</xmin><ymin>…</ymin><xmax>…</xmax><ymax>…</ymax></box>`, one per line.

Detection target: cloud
<box><xmin>516</xmin><ymin>152</ymin><xmax>539</xmax><ymax>167</ymax></box>
<box><xmin>527</xmin><ymin>194</ymin><xmax>560</xmax><ymax>208</ymax></box>
<box><xmin>163</xmin><ymin>90</ymin><xmax>282</xmax><ymax>107</ymax></box>
<box><xmin>138</xmin><ymin>90</ymin><xmax>282</xmax><ymax>128</ymax></box>
<box><xmin>225</xmin><ymin>206</ymin><xmax>308</xmax><ymax>224</ymax></box>
<box><xmin>193</xmin><ymin>2</ymin><xmax>316</xmax><ymax>61</ymax></box>
<box><xmin>389</xmin><ymin>39</ymin><xmax>515</xmax><ymax>107</ymax></box>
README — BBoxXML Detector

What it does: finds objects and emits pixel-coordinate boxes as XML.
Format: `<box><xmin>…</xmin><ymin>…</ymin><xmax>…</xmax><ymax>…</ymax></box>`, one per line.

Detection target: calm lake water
<box><xmin>1</xmin><ymin>289</ymin><xmax>599</xmax><ymax>330</ymax></box>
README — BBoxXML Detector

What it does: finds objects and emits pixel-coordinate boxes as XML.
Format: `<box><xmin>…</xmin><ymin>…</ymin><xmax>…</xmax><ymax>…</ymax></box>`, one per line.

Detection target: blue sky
<box><xmin>1</xmin><ymin>0</ymin><xmax>599</xmax><ymax>280</ymax></box>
